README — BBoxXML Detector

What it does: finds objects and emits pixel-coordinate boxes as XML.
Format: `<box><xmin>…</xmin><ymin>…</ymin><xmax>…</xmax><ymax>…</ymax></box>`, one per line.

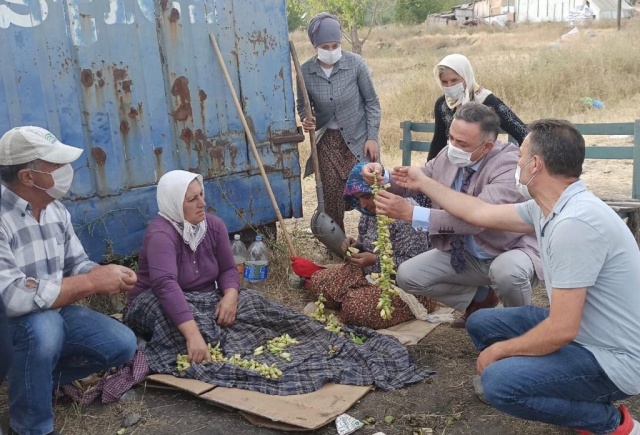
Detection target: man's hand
<box><xmin>476</xmin><ymin>343</ymin><xmax>506</xmax><ymax>374</ymax></box>
<box><xmin>215</xmin><ymin>288</ymin><xmax>238</xmax><ymax>327</ymax></box>
<box><xmin>89</xmin><ymin>265</ymin><xmax>137</xmax><ymax>296</ymax></box>
<box><xmin>302</xmin><ymin>117</ymin><xmax>316</xmax><ymax>133</ymax></box>
<box><xmin>361</xmin><ymin>162</ymin><xmax>383</xmax><ymax>186</ymax></box>
<box><xmin>347</xmin><ymin>252</ymin><xmax>377</xmax><ymax>269</ymax></box>
<box><xmin>364</xmin><ymin>140</ymin><xmax>379</xmax><ymax>163</ymax></box>
<box><xmin>341</xmin><ymin>237</ymin><xmax>358</xmax><ymax>254</ymax></box>
<box><xmin>374</xmin><ymin>190</ymin><xmax>414</xmax><ymax>221</ymax></box>
<box><xmin>391</xmin><ymin>166</ymin><xmax>429</xmax><ymax>192</ymax></box>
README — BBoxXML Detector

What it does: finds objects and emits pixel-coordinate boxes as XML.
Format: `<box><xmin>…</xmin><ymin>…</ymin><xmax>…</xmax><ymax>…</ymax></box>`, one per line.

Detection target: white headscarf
<box><xmin>157</xmin><ymin>170</ymin><xmax>207</xmax><ymax>252</ymax></box>
<box><xmin>434</xmin><ymin>54</ymin><xmax>493</xmax><ymax>110</ymax></box>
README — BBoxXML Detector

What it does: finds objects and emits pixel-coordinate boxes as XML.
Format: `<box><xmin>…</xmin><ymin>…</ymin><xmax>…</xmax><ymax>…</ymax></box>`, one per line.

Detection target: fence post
<box><xmin>400</xmin><ymin>121</ymin><xmax>413</xmax><ymax>166</ymax></box>
<box><xmin>633</xmin><ymin>119</ymin><xmax>640</xmax><ymax>200</ymax></box>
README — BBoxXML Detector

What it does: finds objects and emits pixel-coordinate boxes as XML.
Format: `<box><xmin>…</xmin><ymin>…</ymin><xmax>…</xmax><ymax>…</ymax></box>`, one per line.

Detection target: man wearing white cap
<box><xmin>0</xmin><ymin>126</ymin><xmax>137</xmax><ymax>435</ymax></box>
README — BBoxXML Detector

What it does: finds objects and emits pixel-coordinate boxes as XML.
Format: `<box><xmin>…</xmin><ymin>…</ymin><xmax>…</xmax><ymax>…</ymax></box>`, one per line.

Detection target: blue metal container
<box><xmin>0</xmin><ymin>0</ymin><xmax>303</xmax><ymax>261</ymax></box>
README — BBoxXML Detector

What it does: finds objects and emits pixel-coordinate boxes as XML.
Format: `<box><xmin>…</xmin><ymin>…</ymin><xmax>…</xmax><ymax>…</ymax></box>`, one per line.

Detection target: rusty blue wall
<box><xmin>0</xmin><ymin>0</ymin><xmax>302</xmax><ymax>261</ymax></box>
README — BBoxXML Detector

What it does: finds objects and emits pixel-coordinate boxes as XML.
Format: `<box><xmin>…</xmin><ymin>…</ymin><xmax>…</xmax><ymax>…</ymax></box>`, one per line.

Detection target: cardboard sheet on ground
<box><xmin>376</xmin><ymin>306</ymin><xmax>455</xmax><ymax>346</ymax></box>
<box><xmin>145</xmin><ymin>374</ymin><xmax>371</xmax><ymax>431</ymax></box>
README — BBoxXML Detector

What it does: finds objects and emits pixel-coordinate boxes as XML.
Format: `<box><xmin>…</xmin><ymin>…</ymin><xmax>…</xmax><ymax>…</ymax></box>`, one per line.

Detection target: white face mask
<box><xmin>31</xmin><ymin>163</ymin><xmax>74</xmax><ymax>199</ymax></box>
<box><xmin>447</xmin><ymin>140</ymin><xmax>486</xmax><ymax>168</ymax></box>
<box><xmin>515</xmin><ymin>158</ymin><xmax>536</xmax><ymax>200</ymax></box>
<box><xmin>443</xmin><ymin>82</ymin><xmax>465</xmax><ymax>103</ymax></box>
<box><xmin>317</xmin><ymin>47</ymin><xmax>342</xmax><ymax>65</ymax></box>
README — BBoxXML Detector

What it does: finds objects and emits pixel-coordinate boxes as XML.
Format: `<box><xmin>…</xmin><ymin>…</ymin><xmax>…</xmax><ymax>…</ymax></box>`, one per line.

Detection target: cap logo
<box><xmin>44</xmin><ymin>132</ymin><xmax>57</xmax><ymax>144</ymax></box>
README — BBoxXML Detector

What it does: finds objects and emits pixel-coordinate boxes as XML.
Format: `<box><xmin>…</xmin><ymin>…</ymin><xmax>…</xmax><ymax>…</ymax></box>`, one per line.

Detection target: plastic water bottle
<box><xmin>231</xmin><ymin>234</ymin><xmax>247</xmax><ymax>283</ymax></box>
<box><xmin>244</xmin><ymin>235</ymin><xmax>269</xmax><ymax>290</ymax></box>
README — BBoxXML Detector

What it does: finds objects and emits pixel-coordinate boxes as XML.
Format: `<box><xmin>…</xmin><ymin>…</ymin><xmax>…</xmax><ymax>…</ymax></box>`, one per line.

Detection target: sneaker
<box><xmin>615</xmin><ymin>405</ymin><xmax>640</xmax><ymax>435</ymax></box>
<box><xmin>472</xmin><ymin>375</ymin><xmax>490</xmax><ymax>404</ymax></box>
<box><xmin>574</xmin><ymin>405</ymin><xmax>639</xmax><ymax>435</ymax></box>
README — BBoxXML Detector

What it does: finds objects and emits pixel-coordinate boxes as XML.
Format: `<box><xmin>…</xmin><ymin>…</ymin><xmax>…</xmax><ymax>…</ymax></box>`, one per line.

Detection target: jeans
<box><xmin>7</xmin><ymin>306</ymin><xmax>136</xmax><ymax>435</ymax></box>
<box><xmin>0</xmin><ymin>299</ymin><xmax>11</xmax><ymax>385</ymax></box>
<box><xmin>467</xmin><ymin>306</ymin><xmax>629</xmax><ymax>434</ymax></box>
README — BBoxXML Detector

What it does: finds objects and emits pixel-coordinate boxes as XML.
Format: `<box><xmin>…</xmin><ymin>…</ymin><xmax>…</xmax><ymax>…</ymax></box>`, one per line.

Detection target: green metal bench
<box><xmin>399</xmin><ymin>119</ymin><xmax>640</xmax><ymax>199</ymax></box>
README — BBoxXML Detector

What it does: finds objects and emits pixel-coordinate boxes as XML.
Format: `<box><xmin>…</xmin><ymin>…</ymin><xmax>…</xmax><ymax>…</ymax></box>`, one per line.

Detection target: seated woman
<box><xmin>308</xmin><ymin>162</ymin><xmax>438</xmax><ymax>330</ymax></box>
<box><xmin>125</xmin><ymin>170</ymin><xmax>431</xmax><ymax>395</ymax></box>
<box><xmin>427</xmin><ymin>53</ymin><xmax>527</xmax><ymax>161</ymax></box>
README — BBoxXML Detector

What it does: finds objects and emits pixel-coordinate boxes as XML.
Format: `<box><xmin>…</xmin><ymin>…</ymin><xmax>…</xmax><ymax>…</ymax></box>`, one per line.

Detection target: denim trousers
<box><xmin>7</xmin><ymin>306</ymin><xmax>136</xmax><ymax>435</ymax></box>
<box><xmin>0</xmin><ymin>299</ymin><xmax>12</xmax><ymax>386</ymax></box>
<box><xmin>467</xmin><ymin>306</ymin><xmax>629</xmax><ymax>434</ymax></box>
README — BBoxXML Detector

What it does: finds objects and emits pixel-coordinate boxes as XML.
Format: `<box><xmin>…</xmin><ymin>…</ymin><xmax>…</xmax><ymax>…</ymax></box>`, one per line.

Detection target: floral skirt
<box><xmin>316</xmin><ymin>129</ymin><xmax>359</xmax><ymax>232</ymax></box>
<box><xmin>309</xmin><ymin>263</ymin><xmax>438</xmax><ymax>330</ymax></box>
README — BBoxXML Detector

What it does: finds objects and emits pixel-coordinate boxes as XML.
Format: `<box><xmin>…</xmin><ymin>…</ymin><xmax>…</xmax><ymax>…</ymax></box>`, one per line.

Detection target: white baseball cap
<box><xmin>0</xmin><ymin>126</ymin><xmax>83</xmax><ymax>166</ymax></box>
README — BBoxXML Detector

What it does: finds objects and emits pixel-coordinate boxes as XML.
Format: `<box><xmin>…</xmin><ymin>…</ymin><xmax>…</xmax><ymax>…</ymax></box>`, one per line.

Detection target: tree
<box><xmin>395</xmin><ymin>0</ymin><xmax>452</xmax><ymax>24</ymax></box>
<box><xmin>287</xmin><ymin>0</ymin><xmax>306</xmax><ymax>31</ymax></box>
<box><xmin>307</xmin><ymin>0</ymin><xmax>391</xmax><ymax>54</ymax></box>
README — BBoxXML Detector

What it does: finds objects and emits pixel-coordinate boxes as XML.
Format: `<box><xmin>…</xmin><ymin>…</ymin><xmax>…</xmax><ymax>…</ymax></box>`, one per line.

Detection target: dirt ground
<box><xmin>1</xmin><ymin>138</ymin><xmax>638</xmax><ymax>434</ymax></box>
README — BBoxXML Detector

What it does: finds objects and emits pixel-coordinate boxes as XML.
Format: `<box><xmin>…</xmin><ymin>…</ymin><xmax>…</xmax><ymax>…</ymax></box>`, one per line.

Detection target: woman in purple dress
<box><xmin>126</xmin><ymin>170</ymin><xmax>239</xmax><ymax>365</ymax></box>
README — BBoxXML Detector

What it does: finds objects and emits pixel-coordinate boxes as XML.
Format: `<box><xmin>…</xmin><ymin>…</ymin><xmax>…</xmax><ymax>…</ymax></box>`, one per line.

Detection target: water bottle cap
<box><xmin>256</xmin><ymin>235</ymin><xmax>263</xmax><ymax>241</ymax></box>
<box><xmin>234</xmin><ymin>234</ymin><xmax>241</xmax><ymax>240</ymax></box>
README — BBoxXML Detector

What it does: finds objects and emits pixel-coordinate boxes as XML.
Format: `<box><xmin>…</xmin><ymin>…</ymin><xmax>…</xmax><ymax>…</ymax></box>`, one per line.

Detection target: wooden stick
<box><xmin>289</xmin><ymin>41</ymin><xmax>324</xmax><ymax>213</ymax></box>
<box><xmin>209</xmin><ymin>33</ymin><xmax>297</xmax><ymax>257</ymax></box>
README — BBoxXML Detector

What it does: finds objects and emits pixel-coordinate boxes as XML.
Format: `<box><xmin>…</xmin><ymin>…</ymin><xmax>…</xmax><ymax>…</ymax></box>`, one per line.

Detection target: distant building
<box><xmin>426</xmin><ymin>0</ymin><xmax>634</xmax><ymax>26</ymax></box>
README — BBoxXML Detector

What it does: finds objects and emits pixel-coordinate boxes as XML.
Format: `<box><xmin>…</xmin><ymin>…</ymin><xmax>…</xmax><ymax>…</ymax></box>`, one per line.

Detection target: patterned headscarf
<box><xmin>157</xmin><ymin>170</ymin><xmax>207</xmax><ymax>252</ymax></box>
<box><xmin>343</xmin><ymin>162</ymin><xmax>375</xmax><ymax>216</ymax></box>
<box><xmin>434</xmin><ymin>54</ymin><xmax>493</xmax><ymax>110</ymax></box>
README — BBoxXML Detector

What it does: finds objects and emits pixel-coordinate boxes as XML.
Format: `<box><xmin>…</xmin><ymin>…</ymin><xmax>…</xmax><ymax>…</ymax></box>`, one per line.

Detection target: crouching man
<box><xmin>0</xmin><ymin>126</ymin><xmax>137</xmax><ymax>435</ymax></box>
<box><xmin>390</xmin><ymin>119</ymin><xmax>640</xmax><ymax>434</ymax></box>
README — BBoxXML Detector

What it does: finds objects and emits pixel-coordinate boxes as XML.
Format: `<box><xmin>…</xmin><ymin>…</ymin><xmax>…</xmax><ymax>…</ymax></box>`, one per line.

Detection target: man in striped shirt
<box><xmin>0</xmin><ymin>126</ymin><xmax>137</xmax><ymax>435</ymax></box>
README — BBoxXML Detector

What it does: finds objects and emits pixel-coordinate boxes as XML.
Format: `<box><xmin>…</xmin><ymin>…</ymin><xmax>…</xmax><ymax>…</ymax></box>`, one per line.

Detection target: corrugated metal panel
<box><xmin>0</xmin><ymin>0</ymin><xmax>302</xmax><ymax>261</ymax></box>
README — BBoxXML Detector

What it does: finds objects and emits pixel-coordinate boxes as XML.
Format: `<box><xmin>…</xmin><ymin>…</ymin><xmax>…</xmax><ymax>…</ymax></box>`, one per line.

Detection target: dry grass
<box><xmin>294</xmin><ymin>18</ymin><xmax>640</xmax><ymax>163</ymax></box>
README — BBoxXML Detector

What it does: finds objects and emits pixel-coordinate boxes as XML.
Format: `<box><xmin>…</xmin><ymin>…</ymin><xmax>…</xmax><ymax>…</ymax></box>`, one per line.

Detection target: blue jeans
<box><xmin>7</xmin><ymin>306</ymin><xmax>136</xmax><ymax>435</ymax></box>
<box><xmin>467</xmin><ymin>306</ymin><xmax>629</xmax><ymax>434</ymax></box>
<box><xmin>0</xmin><ymin>299</ymin><xmax>11</xmax><ymax>385</ymax></box>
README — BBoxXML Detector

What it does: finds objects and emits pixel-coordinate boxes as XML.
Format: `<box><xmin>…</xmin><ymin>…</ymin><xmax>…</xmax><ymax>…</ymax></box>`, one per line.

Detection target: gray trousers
<box><xmin>396</xmin><ymin>248</ymin><xmax>536</xmax><ymax>313</ymax></box>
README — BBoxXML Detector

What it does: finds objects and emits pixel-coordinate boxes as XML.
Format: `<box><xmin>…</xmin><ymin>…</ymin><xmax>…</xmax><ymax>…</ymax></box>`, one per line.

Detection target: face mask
<box><xmin>317</xmin><ymin>47</ymin><xmax>342</xmax><ymax>65</ymax></box>
<box><xmin>443</xmin><ymin>82</ymin><xmax>465</xmax><ymax>103</ymax></box>
<box><xmin>515</xmin><ymin>158</ymin><xmax>536</xmax><ymax>200</ymax></box>
<box><xmin>447</xmin><ymin>140</ymin><xmax>486</xmax><ymax>168</ymax></box>
<box><xmin>31</xmin><ymin>163</ymin><xmax>74</xmax><ymax>199</ymax></box>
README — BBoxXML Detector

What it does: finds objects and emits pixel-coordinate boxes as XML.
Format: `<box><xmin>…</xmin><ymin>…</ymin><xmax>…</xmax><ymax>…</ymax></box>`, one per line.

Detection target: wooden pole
<box><xmin>617</xmin><ymin>0</ymin><xmax>622</xmax><ymax>30</ymax></box>
<box><xmin>209</xmin><ymin>33</ymin><xmax>297</xmax><ymax>258</ymax></box>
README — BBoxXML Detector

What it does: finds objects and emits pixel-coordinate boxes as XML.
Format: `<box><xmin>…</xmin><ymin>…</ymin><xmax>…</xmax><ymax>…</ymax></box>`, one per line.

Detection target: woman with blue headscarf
<box><xmin>297</xmin><ymin>12</ymin><xmax>381</xmax><ymax>233</ymax></box>
<box><xmin>307</xmin><ymin>163</ymin><xmax>436</xmax><ymax>329</ymax></box>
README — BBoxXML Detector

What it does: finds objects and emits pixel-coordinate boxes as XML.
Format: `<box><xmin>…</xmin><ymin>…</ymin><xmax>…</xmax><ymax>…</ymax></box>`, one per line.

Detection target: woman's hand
<box><xmin>302</xmin><ymin>117</ymin><xmax>316</xmax><ymax>133</ymax></box>
<box><xmin>215</xmin><ymin>288</ymin><xmax>239</xmax><ymax>327</ymax></box>
<box><xmin>364</xmin><ymin>140</ymin><xmax>379</xmax><ymax>162</ymax></box>
<box><xmin>347</xmin><ymin>252</ymin><xmax>377</xmax><ymax>269</ymax></box>
<box><xmin>341</xmin><ymin>237</ymin><xmax>358</xmax><ymax>254</ymax></box>
<box><xmin>178</xmin><ymin>320</ymin><xmax>211</xmax><ymax>364</ymax></box>
<box><xmin>361</xmin><ymin>162</ymin><xmax>383</xmax><ymax>186</ymax></box>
